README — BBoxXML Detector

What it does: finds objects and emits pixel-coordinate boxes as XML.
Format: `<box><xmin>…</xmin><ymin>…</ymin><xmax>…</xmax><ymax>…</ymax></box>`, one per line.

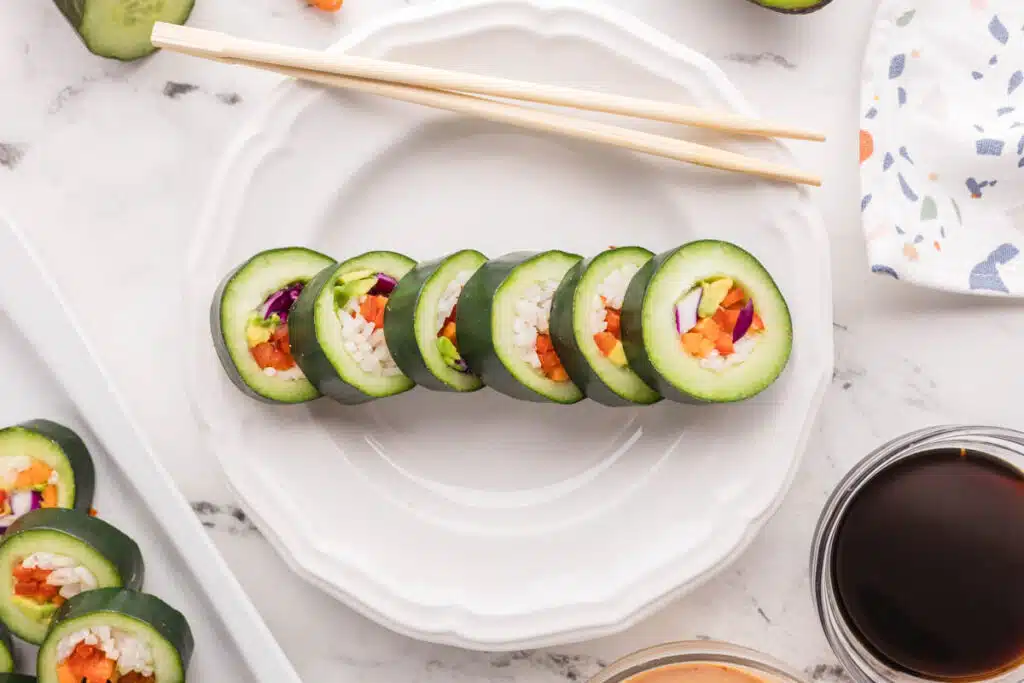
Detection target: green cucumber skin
<box><xmin>621</xmin><ymin>248</ymin><xmax>707</xmax><ymax>405</ymax></box>
<box><xmin>3</xmin><ymin>421</ymin><xmax>95</xmax><ymax>512</ymax></box>
<box><xmin>747</xmin><ymin>0</ymin><xmax>833</xmax><ymax>13</ymax></box>
<box><xmin>384</xmin><ymin>253</ymin><xmax>485</xmax><ymax>392</ymax></box>
<box><xmin>210</xmin><ymin>263</ymin><xmax>282</xmax><ymax>405</ymax></box>
<box><xmin>0</xmin><ymin>675</ymin><xmax>34</xmax><ymax>682</ymax></box>
<box><xmin>549</xmin><ymin>259</ymin><xmax>641</xmax><ymax>407</ymax></box>
<box><xmin>3</xmin><ymin>509</ymin><xmax>144</xmax><ymax>589</ymax></box>
<box><xmin>53</xmin><ymin>0</ymin><xmax>197</xmax><ymax>62</ymax></box>
<box><xmin>50</xmin><ymin>589</ymin><xmax>193</xmax><ymax>670</ymax></box>
<box><xmin>291</xmin><ymin>264</ymin><xmax>376</xmax><ymax>406</ymax></box>
<box><xmin>0</xmin><ymin>623</ymin><xmax>14</xmax><ymax>674</ymax></box>
<box><xmin>458</xmin><ymin>252</ymin><xmax>581</xmax><ymax>404</ymax></box>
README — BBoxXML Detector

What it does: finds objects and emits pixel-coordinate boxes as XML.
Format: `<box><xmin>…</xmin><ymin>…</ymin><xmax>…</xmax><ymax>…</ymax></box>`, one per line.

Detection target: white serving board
<box><xmin>0</xmin><ymin>212</ymin><xmax>301</xmax><ymax>682</ymax></box>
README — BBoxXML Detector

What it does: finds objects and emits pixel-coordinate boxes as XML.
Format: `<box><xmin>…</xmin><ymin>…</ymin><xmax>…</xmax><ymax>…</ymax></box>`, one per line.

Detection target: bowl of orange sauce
<box><xmin>588</xmin><ymin>641</ymin><xmax>808</xmax><ymax>683</ymax></box>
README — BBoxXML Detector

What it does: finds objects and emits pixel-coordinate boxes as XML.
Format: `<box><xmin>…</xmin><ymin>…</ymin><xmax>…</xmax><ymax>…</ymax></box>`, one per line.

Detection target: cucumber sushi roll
<box><xmin>38</xmin><ymin>588</ymin><xmax>193</xmax><ymax>683</ymax></box>
<box><xmin>54</xmin><ymin>0</ymin><xmax>196</xmax><ymax>62</ymax></box>
<box><xmin>0</xmin><ymin>508</ymin><xmax>143</xmax><ymax>644</ymax></box>
<box><xmin>384</xmin><ymin>250</ymin><xmax>488</xmax><ymax>392</ymax></box>
<box><xmin>290</xmin><ymin>252</ymin><xmax>417</xmax><ymax>404</ymax></box>
<box><xmin>550</xmin><ymin>248</ymin><xmax>661</xmax><ymax>406</ymax></box>
<box><xmin>211</xmin><ymin>247</ymin><xmax>335</xmax><ymax>405</ymax></box>
<box><xmin>458</xmin><ymin>251</ymin><xmax>584</xmax><ymax>404</ymax></box>
<box><xmin>0</xmin><ymin>421</ymin><xmax>94</xmax><ymax>531</ymax></box>
<box><xmin>622</xmin><ymin>240</ymin><xmax>792</xmax><ymax>403</ymax></box>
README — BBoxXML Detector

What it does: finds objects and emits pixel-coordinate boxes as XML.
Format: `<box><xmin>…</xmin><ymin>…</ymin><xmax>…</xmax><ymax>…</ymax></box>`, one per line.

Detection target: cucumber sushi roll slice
<box><xmin>384</xmin><ymin>250</ymin><xmax>488</xmax><ymax>392</ymax></box>
<box><xmin>38</xmin><ymin>588</ymin><xmax>193</xmax><ymax>683</ymax></box>
<box><xmin>212</xmin><ymin>247</ymin><xmax>335</xmax><ymax>405</ymax></box>
<box><xmin>0</xmin><ymin>421</ymin><xmax>95</xmax><ymax>531</ymax></box>
<box><xmin>53</xmin><ymin>0</ymin><xmax>196</xmax><ymax>62</ymax></box>
<box><xmin>0</xmin><ymin>623</ymin><xmax>14</xmax><ymax>673</ymax></box>
<box><xmin>291</xmin><ymin>252</ymin><xmax>417</xmax><ymax>404</ymax></box>
<box><xmin>458</xmin><ymin>251</ymin><xmax>584</xmax><ymax>404</ymax></box>
<box><xmin>622</xmin><ymin>240</ymin><xmax>792</xmax><ymax>403</ymax></box>
<box><xmin>0</xmin><ymin>508</ymin><xmax>144</xmax><ymax>644</ymax></box>
<box><xmin>550</xmin><ymin>248</ymin><xmax>661</xmax><ymax>406</ymax></box>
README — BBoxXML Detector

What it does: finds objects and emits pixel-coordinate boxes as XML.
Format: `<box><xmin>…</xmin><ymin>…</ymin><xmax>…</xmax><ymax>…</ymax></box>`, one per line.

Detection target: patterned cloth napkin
<box><xmin>860</xmin><ymin>1</ymin><xmax>1024</xmax><ymax>295</ymax></box>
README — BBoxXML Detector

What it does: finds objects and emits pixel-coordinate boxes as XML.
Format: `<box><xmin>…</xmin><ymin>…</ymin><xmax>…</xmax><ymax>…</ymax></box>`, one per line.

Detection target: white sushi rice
<box><xmin>338</xmin><ymin>296</ymin><xmax>402</xmax><ymax>377</ymax></box>
<box><xmin>435</xmin><ymin>270</ymin><xmax>473</xmax><ymax>333</ymax></box>
<box><xmin>589</xmin><ymin>264</ymin><xmax>639</xmax><ymax>336</ymax></box>
<box><xmin>57</xmin><ymin>625</ymin><xmax>155</xmax><ymax>677</ymax></box>
<box><xmin>513</xmin><ymin>279</ymin><xmax>559</xmax><ymax>371</ymax></box>
<box><xmin>20</xmin><ymin>552</ymin><xmax>97</xmax><ymax>600</ymax></box>
<box><xmin>699</xmin><ymin>332</ymin><xmax>761</xmax><ymax>371</ymax></box>
<box><xmin>261</xmin><ymin>366</ymin><xmax>305</xmax><ymax>380</ymax></box>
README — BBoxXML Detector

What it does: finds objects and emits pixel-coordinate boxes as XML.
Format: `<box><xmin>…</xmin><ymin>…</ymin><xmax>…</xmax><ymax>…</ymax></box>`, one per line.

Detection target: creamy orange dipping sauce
<box><xmin>628</xmin><ymin>663</ymin><xmax>768</xmax><ymax>683</ymax></box>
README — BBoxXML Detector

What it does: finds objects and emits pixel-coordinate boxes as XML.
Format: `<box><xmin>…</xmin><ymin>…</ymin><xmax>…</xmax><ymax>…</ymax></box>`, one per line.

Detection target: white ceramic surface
<box><xmin>187</xmin><ymin>0</ymin><xmax>832</xmax><ymax>650</ymax></box>
<box><xmin>0</xmin><ymin>215</ymin><xmax>301</xmax><ymax>682</ymax></box>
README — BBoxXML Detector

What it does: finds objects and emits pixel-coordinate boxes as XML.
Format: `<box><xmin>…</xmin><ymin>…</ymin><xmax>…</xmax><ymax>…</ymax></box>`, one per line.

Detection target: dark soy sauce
<box><xmin>832</xmin><ymin>448</ymin><xmax>1024</xmax><ymax>681</ymax></box>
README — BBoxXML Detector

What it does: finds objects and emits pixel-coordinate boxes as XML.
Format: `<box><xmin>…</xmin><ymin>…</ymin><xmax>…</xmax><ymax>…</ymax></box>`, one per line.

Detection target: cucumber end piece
<box><xmin>71</xmin><ymin>0</ymin><xmax>196</xmax><ymax>61</ymax></box>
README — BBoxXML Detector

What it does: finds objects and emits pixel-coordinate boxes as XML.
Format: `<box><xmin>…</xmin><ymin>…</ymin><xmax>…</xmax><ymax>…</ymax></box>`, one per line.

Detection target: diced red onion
<box><xmin>453</xmin><ymin>358</ymin><xmax>469</xmax><ymax>373</ymax></box>
<box><xmin>674</xmin><ymin>287</ymin><xmax>702</xmax><ymax>334</ymax></box>
<box><xmin>369</xmin><ymin>273</ymin><xmax>398</xmax><ymax>296</ymax></box>
<box><xmin>733</xmin><ymin>300</ymin><xmax>755</xmax><ymax>342</ymax></box>
<box><xmin>263</xmin><ymin>282</ymin><xmax>304</xmax><ymax>323</ymax></box>
<box><xmin>10</xmin><ymin>490</ymin><xmax>41</xmax><ymax>516</ymax></box>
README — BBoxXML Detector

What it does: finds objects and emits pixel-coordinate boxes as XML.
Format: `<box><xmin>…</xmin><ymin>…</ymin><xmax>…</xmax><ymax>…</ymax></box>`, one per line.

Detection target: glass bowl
<box><xmin>588</xmin><ymin>641</ymin><xmax>809</xmax><ymax>683</ymax></box>
<box><xmin>810</xmin><ymin>425</ymin><xmax>1024</xmax><ymax>683</ymax></box>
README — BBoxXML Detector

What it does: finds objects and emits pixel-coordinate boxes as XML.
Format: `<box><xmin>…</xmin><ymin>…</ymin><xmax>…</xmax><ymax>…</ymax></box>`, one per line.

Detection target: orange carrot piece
<box><xmin>693</xmin><ymin>317</ymin><xmax>721</xmax><ymax>340</ymax></box>
<box><xmin>713</xmin><ymin>307</ymin><xmax>740</xmax><ymax>333</ymax></box>
<box><xmin>309</xmin><ymin>0</ymin><xmax>343</xmax><ymax>10</ymax></box>
<box><xmin>698</xmin><ymin>338</ymin><xmax>715</xmax><ymax>358</ymax></box>
<box><xmin>359</xmin><ymin>295</ymin><xmax>387</xmax><ymax>329</ymax></box>
<box><xmin>751</xmin><ymin>313</ymin><xmax>764</xmax><ymax>332</ymax></box>
<box><xmin>720</xmin><ymin>287</ymin><xmax>745</xmax><ymax>309</ymax></box>
<box><xmin>593</xmin><ymin>332</ymin><xmax>619</xmax><ymax>356</ymax></box>
<box><xmin>548</xmin><ymin>367</ymin><xmax>569</xmax><ymax>382</ymax></box>
<box><xmin>682</xmin><ymin>333</ymin><xmax>704</xmax><ymax>356</ymax></box>
<box><xmin>715</xmin><ymin>333</ymin><xmax>735</xmax><ymax>356</ymax></box>
<box><xmin>15</xmin><ymin>461</ymin><xmax>52</xmax><ymax>488</ymax></box>
<box><xmin>42</xmin><ymin>485</ymin><xmax>58</xmax><ymax>508</ymax></box>
<box><xmin>57</xmin><ymin>663</ymin><xmax>77</xmax><ymax>683</ymax></box>
<box><xmin>604</xmin><ymin>309</ymin><xmax>621</xmax><ymax>338</ymax></box>
<box><xmin>536</xmin><ymin>334</ymin><xmax>555</xmax><ymax>354</ymax></box>
<box><xmin>440</xmin><ymin>321</ymin><xmax>457</xmax><ymax>343</ymax></box>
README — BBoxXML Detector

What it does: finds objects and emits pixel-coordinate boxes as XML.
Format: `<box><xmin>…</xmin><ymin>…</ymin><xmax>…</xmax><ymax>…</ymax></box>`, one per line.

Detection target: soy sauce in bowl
<box><xmin>812</xmin><ymin>428</ymin><xmax>1024</xmax><ymax>683</ymax></box>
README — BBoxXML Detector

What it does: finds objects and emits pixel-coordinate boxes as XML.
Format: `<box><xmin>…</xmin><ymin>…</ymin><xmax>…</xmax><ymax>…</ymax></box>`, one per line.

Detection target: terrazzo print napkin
<box><xmin>861</xmin><ymin>1</ymin><xmax>1024</xmax><ymax>295</ymax></box>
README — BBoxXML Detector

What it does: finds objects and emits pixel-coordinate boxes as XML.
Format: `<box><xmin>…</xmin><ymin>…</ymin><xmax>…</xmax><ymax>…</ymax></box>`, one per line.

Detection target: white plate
<box><xmin>0</xmin><ymin>212</ymin><xmax>302</xmax><ymax>682</ymax></box>
<box><xmin>187</xmin><ymin>0</ymin><xmax>833</xmax><ymax>651</ymax></box>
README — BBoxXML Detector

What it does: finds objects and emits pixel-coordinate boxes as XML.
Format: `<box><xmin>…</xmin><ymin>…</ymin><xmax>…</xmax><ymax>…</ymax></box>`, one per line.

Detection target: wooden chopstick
<box><xmin>152</xmin><ymin>23</ymin><xmax>825</xmax><ymax>143</ymax></box>
<box><xmin>152</xmin><ymin>27</ymin><xmax>821</xmax><ymax>186</ymax></box>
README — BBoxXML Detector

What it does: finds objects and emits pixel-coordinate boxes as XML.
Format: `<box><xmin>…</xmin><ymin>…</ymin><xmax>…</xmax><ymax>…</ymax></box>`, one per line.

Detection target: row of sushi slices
<box><xmin>0</xmin><ymin>421</ymin><xmax>192</xmax><ymax>683</ymax></box>
<box><xmin>212</xmin><ymin>240</ymin><xmax>792</xmax><ymax>407</ymax></box>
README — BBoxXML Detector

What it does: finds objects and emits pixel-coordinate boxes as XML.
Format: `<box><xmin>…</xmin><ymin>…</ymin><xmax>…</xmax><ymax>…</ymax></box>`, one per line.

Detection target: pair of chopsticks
<box><xmin>150</xmin><ymin>23</ymin><xmax>823</xmax><ymax>187</ymax></box>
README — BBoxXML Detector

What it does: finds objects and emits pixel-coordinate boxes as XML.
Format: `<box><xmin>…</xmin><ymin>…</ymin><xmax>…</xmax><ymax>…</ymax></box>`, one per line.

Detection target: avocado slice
<box><xmin>746</xmin><ymin>0</ymin><xmax>833</xmax><ymax>14</ymax></box>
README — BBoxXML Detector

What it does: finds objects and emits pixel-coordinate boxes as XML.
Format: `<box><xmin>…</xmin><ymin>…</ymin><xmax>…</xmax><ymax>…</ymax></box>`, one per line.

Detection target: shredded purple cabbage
<box><xmin>263</xmin><ymin>282</ymin><xmax>305</xmax><ymax>323</ymax></box>
<box><xmin>733</xmin><ymin>300</ymin><xmax>755</xmax><ymax>342</ymax></box>
<box><xmin>369</xmin><ymin>273</ymin><xmax>398</xmax><ymax>296</ymax></box>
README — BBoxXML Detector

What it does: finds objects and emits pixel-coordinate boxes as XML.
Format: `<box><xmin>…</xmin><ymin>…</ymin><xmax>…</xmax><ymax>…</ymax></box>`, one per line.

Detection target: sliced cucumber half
<box><xmin>212</xmin><ymin>247</ymin><xmax>335</xmax><ymax>405</ymax></box>
<box><xmin>458</xmin><ymin>251</ymin><xmax>584</xmax><ymax>404</ymax></box>
<box><xmin>38</xmin><ymin>588</ymin><xmax>192</xmax><ymax>683</ymax></box>
<box><xmin>290</xmin><ymin>252</ymin><xmax>417</xmax><ymax>404</ymax></box>
<box><xmin>622</xmin><ymin>240</ymin><xmax>792</xmax><ymax>403</ymax></box>
<box><xmin>384</xmin><ymin>250</ymin><xmax>487</xmax><ymax>392</ymax></box>
<box><xmin>550</xmin><ymin>247</ymin><xmax>661</xmax><ymax>406</ymax></box>
<box><xmin>0</xmin><ymin>508</ymin><xmax>144</xmax><ymax>644</ymax></box>
<box><xmin>0</xmin><ymin>420</ymin><xmax>95</xmax><ymax>521</ymax></box>
<box><xmin>53</xmin><ymin>0</ymin><xmax>196</xmax><ymax>61</ymax></box>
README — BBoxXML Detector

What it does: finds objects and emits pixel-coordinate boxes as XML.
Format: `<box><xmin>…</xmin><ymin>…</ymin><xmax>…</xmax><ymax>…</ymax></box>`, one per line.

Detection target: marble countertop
<box><xmin>3</xmin><ymin>0</ymin><xmax>1022</xmax><ymax>681</ymax></box>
